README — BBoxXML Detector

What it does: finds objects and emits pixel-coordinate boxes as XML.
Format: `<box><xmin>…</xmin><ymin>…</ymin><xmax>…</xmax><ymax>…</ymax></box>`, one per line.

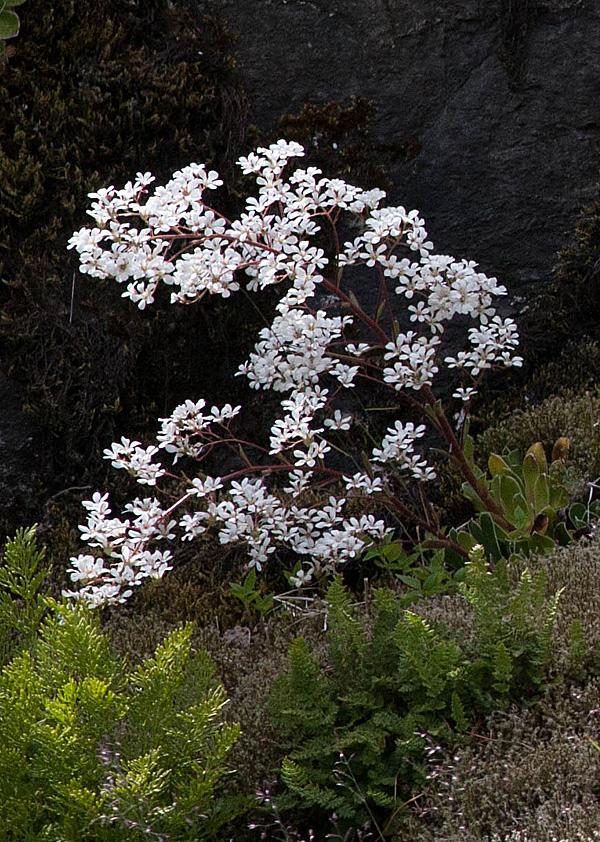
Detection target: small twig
<box><xmin>69</xmin><ymin>273</ymin><xmax>76</xmax><ymax>324</ymax></box>
<box><xmin>464</xmin><ymin>727</ymin><xmax>535</xmax><ymax>751</ymax></box>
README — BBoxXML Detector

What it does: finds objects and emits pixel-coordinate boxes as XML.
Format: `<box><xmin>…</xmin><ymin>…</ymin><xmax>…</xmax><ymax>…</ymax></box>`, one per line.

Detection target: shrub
<box><xmin>0</xmin><ymin>530</ymin><xmax>243</xmax><ymax>840</ymax></box>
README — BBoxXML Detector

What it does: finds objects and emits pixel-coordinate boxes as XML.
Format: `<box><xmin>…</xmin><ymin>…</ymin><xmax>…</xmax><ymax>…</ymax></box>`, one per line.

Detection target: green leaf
<box><xmin>549</xmin><ymin>483</ymin><xmax>570</xmax><ymax>509</ymax></box>
<box><xmin>398</xmin><ymin>575</ymin><xmax>421</xmax><ymax>590</ymax></box>
<box><xmin>469</xmin><ymin>512</ymin><xmax>503</xmax><ymax>561</ymax></box>
<box><xmin>554</xmin><ymin>521</ymin><xmax>573</xmax><ymax>546</ymax></box>
<box><xmin>451</xmin><ymin>691</ymin><xmax>468</xmax><ymax>732</ymax></box>
<box><xmin>5</xmin><ymin>0</ymin><xmax>27</xmax><ymax>7</ymax></box>
<box><xmin>0</xmin><ymin>9</ymin><xmax>19</xmax><ymax>38</ymax></box>
<box><xmin>533</xmin><ymin>474</ymin><xmax>550</xmax><ymax>513</ymax></box>
<box><xmin>527</xmin><ymin>532</ymin><xmax>556</xmax><ymax>554</ymax></box>
<box><xmin>462</xmin><ymin>426</ymin><xmax>475</xmax><ymax>470</ymax></box>
<box><xmin>495</xmin><ymin>474</ymin><xmax>521</xmax><ymax>515</ymax></box>
<box><xmin>348</xmin><ymin>290</ymin><xmax>361</xmax><ymax>310</ymax></box>
<box><xmin>461</xmin><ymin>481</ymin><xmax>486</xmax><ymax>512</ymax></box>
<box><xmin>522</xmin><ymin>452</ymin><xmax>541</xmax><ymax>506</ymax></box>
<box><xmin>456</xmin><ymin>529</ymin><xmax>477</xmax><ymax>552</ymax></box>
<box><xmin>525</xmin><ymin>442</ymin><xmax>548</xmax><ymax>473</ymax></box>
<box><xmin>568</xmin><ymin>502</ymin><xmax>588</xmax><ymax>529</ymax></box>
<box><xmin>511</xmin><ymin>503</ymin><xmax>529</xmax><ymax>532</ymax></box>
<box><xmin>488</xmin><ymin>453</ymin><xmax>511</xmax><ymax>477</ymax></box>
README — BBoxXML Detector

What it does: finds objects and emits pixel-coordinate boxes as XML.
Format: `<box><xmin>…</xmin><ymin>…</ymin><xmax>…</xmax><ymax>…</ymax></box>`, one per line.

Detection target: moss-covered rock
<box><xmin>0</xmin><ymin>0</ymin><xmax>251</xmax><ymax>514</ymax></box>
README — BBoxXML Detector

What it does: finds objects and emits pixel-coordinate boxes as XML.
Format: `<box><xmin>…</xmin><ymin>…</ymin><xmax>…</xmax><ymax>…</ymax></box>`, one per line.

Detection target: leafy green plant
<box><xmin>268</xmin><ymin>550</ymin><xmax>561</xmax><ymax>833</ymax></box>
<box><xmin>447</xmin><ymin>436</ymin><xmax>600</xmax><ymax>562</ymax></box>
<box><xmin>0</xmin><ymin>525</ymin><xmax>50</xmax><ymax>665</ymax></box>
<box><xmin>0</xmin><ymin>587</ymin><xmax>243</xmax><ymax>839</ymax></box>
<box><xmin>229</xmin><ymin>567</ymin><xmax>274</xmax><ymax>622</ymax></box>
<box><xmin>363</xmin><ymin>541</ymin><xmax>454</xmax><ymax>605</ymax></box>
<box><xmin>0</xmin><ymin>0</ymin><xmax>24</xmax><ymax>60</ymax></box>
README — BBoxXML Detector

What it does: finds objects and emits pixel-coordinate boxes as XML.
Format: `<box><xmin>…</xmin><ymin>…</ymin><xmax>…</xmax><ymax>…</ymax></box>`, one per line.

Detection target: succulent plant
<box><xmin>452</xmin><ymin>437</ymin><xmax>600</xmax><ymax>561</ymax></box>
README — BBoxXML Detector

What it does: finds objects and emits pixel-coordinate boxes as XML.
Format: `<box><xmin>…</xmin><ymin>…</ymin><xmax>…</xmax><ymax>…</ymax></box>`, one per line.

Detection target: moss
<box><xmin>266</xmin><ymin>96</ymin><xmax>420</xmax><ymax>193</ymax></box>
<box><xmin>0</xmin><ymin>0</ymin><xmax>253</xmax><ymax>516</ymax></box>
<box><xmin>389</xmin><ymin>537</ymin><xmax>600</xmax><ymax>841</ymax></box>
<box><xmin>406</xmin><ymin>677</ymin><xmax>600</xmax><ymax>842</ymax></box>
<box><xmin>474</xmin><ymin>388</ymin><xmax>600</xmax><ymax>494</ymax></box>
<box><xmin>528</xmin><ymin>184</ymin><xmax>600</xmax><ymax>361</ymax></box>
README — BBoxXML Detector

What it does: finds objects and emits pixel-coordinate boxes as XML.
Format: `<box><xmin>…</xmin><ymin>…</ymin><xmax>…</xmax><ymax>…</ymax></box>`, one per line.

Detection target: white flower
<box><xmin>324</xmin><ymin>410</ymin><xmax>353</xmax><ymax>431</ymax></box>
<box><xmin>343</xmin><ymin>473</ymin><xmax>383</xmax><ymax>494</ymax></box>
<box><xmin>190</xmin><ymin>476</ymin><xmax>224</xmax><ymax>497</ymax></box>
<box><xmin>453</xmin><ymin>386</ymin><xmax>478</xmax><ymax>401</ymax></box>
<box><xmin>66</xmin><ymin>139</ymin><xmax>521</xmax><ymax>606</ymax></box>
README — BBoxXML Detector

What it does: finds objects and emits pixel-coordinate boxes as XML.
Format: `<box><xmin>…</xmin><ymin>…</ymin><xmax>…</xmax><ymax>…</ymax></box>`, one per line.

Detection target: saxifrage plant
<box><xmin>0</xmin><ymin>0</ymin><xmax>24</xmax><ymax>60</ymax></box>
<box><xmin>64</xmin><ymin>139</ymin><xmax>524</xmax><ymax>607</ymax></box>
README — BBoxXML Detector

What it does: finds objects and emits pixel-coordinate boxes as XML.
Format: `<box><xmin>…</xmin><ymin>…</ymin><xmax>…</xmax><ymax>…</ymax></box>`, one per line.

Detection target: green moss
<box><xmin>515</xmin><ymin>186</ymin><xmax>600</xmax><ymax>387</ymax></box>
<box><xmin>0</xmin><ymin>0</ymin><xmax>252</xmax><ymax>510</ymax></box>
<box><xmin>540</xmin><ymin>184</ymin><xmax>600</xmax><ymax>351</ymax></box>
<box><xmin>267</xmin><ymin>96</ymin><xmax>420</xmax><ymax>192</ymax></box>
<box><xmin>475</xmin><ymin>388</ymin><xmax>600</xmax><ymax>494</ymax></box>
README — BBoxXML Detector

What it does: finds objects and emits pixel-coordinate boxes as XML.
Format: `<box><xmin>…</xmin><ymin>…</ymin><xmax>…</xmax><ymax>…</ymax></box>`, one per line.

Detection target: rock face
<box><xmin>205</xmin><ymin>0</ymin><xmax>599</xmax><ymax>292</ymax></box>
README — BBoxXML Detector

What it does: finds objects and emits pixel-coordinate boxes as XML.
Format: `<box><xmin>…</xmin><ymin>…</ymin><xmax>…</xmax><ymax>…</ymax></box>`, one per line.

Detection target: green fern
<box><xmin>269</xmin><ymin>554</ymin><xmax>562</xmax><ymax>832</ymax></box>
<box><xmin>492</xmin><ymin>641</ymin><xmax>513</xmax><ymax>694</ymax></box>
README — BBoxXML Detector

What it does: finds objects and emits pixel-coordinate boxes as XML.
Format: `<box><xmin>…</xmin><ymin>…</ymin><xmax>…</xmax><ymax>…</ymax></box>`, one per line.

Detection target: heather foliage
<box><xmin>0</xmin><ymin>525</ymin><xmax>50</xmax><ymax>665</ymax></box>
<box><xmin>0</xmin><ymin>531</ymin><xmax>241</xmax><ymax>841</ymax></box>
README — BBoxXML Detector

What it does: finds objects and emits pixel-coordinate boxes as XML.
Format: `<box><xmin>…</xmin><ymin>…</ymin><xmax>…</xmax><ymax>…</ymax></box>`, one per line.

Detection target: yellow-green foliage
<box><xmin>0</xmin><ymin>601</ymin><xmax>242</xmax><ymax>840</ymax></box>
<box><xmin>0</xmin><ymin>525</ymin><xmax>50</xmax><ymax>665</ymax></box>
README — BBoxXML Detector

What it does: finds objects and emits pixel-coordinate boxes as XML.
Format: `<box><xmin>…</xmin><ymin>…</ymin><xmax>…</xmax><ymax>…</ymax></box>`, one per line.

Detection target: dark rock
<box><xmin>205</xmin><ymin>0</ymin><xmax>600</xmax><ymax>291</ymax></box>
<box><xmin>0</xmin><ymin>372</ymin><xmax>40</xmax><ymax>528</ymax></box>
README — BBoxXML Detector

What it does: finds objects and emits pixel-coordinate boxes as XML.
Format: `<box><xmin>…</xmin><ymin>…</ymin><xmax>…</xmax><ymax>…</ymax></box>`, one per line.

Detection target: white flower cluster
<box><xmin>62</xmin><ymin>493</ymin><xmax>174</xmax><ymax>607</ymax></box>
<box><xmin>66</xmin><ymin>140</ymin><xmax>523</xmax><ymax>606</ymax></box>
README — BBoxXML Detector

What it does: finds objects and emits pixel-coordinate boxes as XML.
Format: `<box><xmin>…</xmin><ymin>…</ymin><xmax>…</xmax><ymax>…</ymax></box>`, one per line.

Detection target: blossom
<box><xmin>66</xmin><ymin>139</ymin><xmax>521</xmax><ymax>606</ymax></box>
<box><xmin>324</xmin><ymin>410</ymin><xmax>353</xmax><ymax>431</ymax></box>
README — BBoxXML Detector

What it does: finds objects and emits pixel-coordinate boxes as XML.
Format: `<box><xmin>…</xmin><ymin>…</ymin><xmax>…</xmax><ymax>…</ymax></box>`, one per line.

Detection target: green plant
<box><xmin>476</xmin><ymin>386</ymin><xmax>600</xmax><ymax>484</ymax></box>
<box><xmin>0</xmin><ymin>0</ymin><xmax>24</xmax><ymax>60</ymax></box>
<box><xmin>0</xmin><ymin>592</ymin><xmax>243</xmax><ymax>839</ymax></box>
<box><xmin>229</xmin><ymin>567</ymin><xmax>274</xmax><ymax>622</ymax></box>
<box><xmin>0</xmin><ymin>525</ymin><xmax>50</xmax><ymax>665</ymax></box>
<box><xmin>447</xmin><ymin>436</ymin><xmax>600</xmax><ymax>562</ymax></box>
<box><xmin>268</xmin><ymin>551</ymin><xmax>560</xmax><ymax>833</ymax></box>
<box><xmin>363</xmin><ymin>541</ymin><xmax>454</xmax><ymax>605</ymax></box>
